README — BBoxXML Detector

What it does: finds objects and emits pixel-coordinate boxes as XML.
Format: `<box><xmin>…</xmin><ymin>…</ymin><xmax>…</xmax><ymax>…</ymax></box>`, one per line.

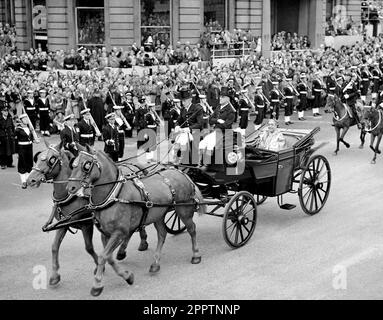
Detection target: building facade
<box><xmin>0</xmin><ymin>0</ymin><xmax>365</xmax><ymax>55</ymax></box>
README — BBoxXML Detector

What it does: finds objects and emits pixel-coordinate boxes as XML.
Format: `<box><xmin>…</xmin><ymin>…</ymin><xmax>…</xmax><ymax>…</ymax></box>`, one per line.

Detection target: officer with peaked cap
<box><xmin>60</xmin><ymin>114</ymin><xmax>80</xmax><ymax>156</ymax></box>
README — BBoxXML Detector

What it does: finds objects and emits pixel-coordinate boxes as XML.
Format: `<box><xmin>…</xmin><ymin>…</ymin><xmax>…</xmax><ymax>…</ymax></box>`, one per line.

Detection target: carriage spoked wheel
<box><xmin>164</xmin><ymin>210</ymin><xmax>186</xmax><ymax>235</ymax></box>
<box><xmin>222</xmin><ymin>191</ymin><xmax>257</xmax><ymax>248</ymax></box>
<box><xmin>256</xmin><ymin>194</ymin><xmax>267</xmax><ymax>205</ymax></box>
<box><xmin>298</xmin><ymin>155</ymin><xmax>331</xmax><ymax>215</ymax></box>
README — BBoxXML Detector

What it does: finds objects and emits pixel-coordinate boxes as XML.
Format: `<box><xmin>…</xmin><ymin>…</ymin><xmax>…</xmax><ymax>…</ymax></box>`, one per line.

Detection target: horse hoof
<box><xmin>359</xmin><ymin>145</ymin><xmax>364</xmax><ymax>149</ymax></box>
<box><xmin>138</xmin><ymin>242</ymin><xmax>148</xmax><ymax>252</ymax></box>
<box><xmin>344</xmin><ymin>143</ymin><xmax>350</xmax><ymax>148</ymax></box>
<box><xmin>333</xmin><ymin>151</ymin><xmax>338</xmax><ymax>156</ymax></box>
<box><xmin>149</xmin><ymin>263</ymin><xmax>160</xmax><ymax>273</ymax></box>
<box><xmin>49</xmin><ymin>275</ymin><xmax>61</xmax><ymax>287</ymax></box>
<box><xmin>90</xmin><ymin>286</ymin><xmax>104</xmax><ymax>297</ymax></box>
<box><xmin>376</xmin><ymin>149</ymin><xmax>381</xmax><ymax>154</ymax></box>
<box><xmin>371</xmin><ymin>160</ymin><xmax>376</xmax><ymax>164</ymax></box>
<box><xmin>125</xmin><ymin>272</ymin><xmax>134</xmax><ymax>285</ymax></box>
<box><xmin>116</xmin><ymin>252</ymin><xmax>126</xmax><ymax>261</ymax></box>
<box><xmin>191</xmin><ymin>256</ymin><xmax>201</xmax><ymax>264</ymax></box>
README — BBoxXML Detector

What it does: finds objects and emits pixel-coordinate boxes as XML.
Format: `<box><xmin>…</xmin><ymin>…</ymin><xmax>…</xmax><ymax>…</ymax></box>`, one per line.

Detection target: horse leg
<box><xmin>370</xmin><ymin>134</ymin><xmax>376</xmax><ymax>153</ymax></box>
<box><xmin>116</xmin><ymin>227</ymin><xmax>148</xmax><ymax>261</ymax></box>
<box><xmin>374</xmin><ymin>134</ymin><xmax>382</xmax><ymax>154</ymax></box>
<box><xmin>81</xmin><ymin>224</ymin><xmax>99</xmax><ymax>275</ymax></box>
<box><xmin>339</xmin><ymin>127</ymin><xmax>350</xmax><ymax>148</ymax></box>
<box><xmin>334</xmin><ymin>127</ymin><xmax>340</xmax><ymax>155</ymax></box>
<box><xmin>149</xmin><ymin>219</ymin><xmax>168</xmax><ymax>273</ymax></box>
<box><xmin>178</xmin><ymin>207</ymin><xmax>201</xmax><ymax>264</ymax></box>
<box><xmin>91</xmin><ymin>231</ymin><xmax>133</xmax><ymax>296</ymax></box>
<box><xmin>359</xmin><ymin>129</ymin><xmax>366</xmax><ymax>149</ymax></box>
<box><xmin>49</xmin><ymin>228</ymin><xmax>67</xmax><ymax>286</ymax></box>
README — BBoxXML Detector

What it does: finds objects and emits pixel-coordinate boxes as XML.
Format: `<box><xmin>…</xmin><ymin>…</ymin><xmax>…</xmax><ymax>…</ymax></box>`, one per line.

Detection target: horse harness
<box><xmin>365</xmin><ymin>108</ymin><xmax>382</xmax><ymax>133</ymax></box>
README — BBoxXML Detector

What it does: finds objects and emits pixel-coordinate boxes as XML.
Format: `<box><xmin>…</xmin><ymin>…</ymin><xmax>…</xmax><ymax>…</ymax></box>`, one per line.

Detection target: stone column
<box><xmin>262</xmin><ymin>0</ymin><xmax>271</xmax><ymax>58</ymax></box>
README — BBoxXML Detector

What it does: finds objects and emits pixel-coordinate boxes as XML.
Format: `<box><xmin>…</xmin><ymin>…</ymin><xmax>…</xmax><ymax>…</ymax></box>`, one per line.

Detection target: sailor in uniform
<box><xmin>77</xmin><ymin>108</ymin><xmax>97</xmax><ymax>147</ymax></box>
<box><xmin>23</xmin><ymin>89</ymin><xmax>37</xmax><ymax>129</ymax></box>
<box><xmin>297</xmin><ymin>73</ymin><xmax>308</xmax><ymax>121</ymax></box>
<box><xmin>102</xmin><ymin>112</ymin><xmax>120</xmax><ymax>162</ymax></box>
<box><xmin>37</xmin><ymin>89</ymin><xmax>51</xmax><ymax>136</ymax></box>
<box><xmin>60</xmin><ymin>114</ymin><xmax>80</xmax><ymax>156</ymax></box>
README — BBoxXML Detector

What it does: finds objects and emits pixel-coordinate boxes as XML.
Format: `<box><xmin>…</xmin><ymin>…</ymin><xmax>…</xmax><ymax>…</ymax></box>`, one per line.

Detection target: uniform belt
<box><xmin>285</xmin><ymin>96</ymin><xmax>293</xmax><ymax>99</ymax></box>
<box><xmin>240</xmin><ymin>108</ymin><xmax>249</xmax><ymax>111</ymax></box>
<box><xmin>18</xmin><ymin>141</ymin><xmax>32</xmax><ymax>146</ymax></box>
<box><xmin>80</xmin><ymin>134</ymin><xmax>94</xmax><ymax>138</ymax></box>
<box><xmin>147</xmin><ymin>125</ymin><xmax>157</xmax><ymax>128</ymax></box>
<box><xmin>271</xmin><ymin>99</ymin><xmax>279</xmax><ymax>102</ymax></box>
<box><xmin>26</xmin><ymin>108</ymin><xmax>35</xmax><ymax>111</ymax></box>
<box><xmin>203</xmin><ymin>116</ymin><xmax>209</xmax><ymax>119</ymax></box>
<box><xmin>329</xmin><ymin>87</ymin><xmax>336</xmax><ymax>90</ymax></box>
<box><xmin>362</xmin><ymin>79</ymin><xmax>369</xmax><ymax>81</ymax></box>
<box><xmin>328</xmin><ymin>94</ymin><xmax>334</xmax><ymax>97</ymax></box>
<box><xmin>118</xmin><ymin>130</ymin><xmax>124</xmax><ymax>133</ymax></box>
<box><xmin>300</xmin><ymin>91</ymin><xmax>307</xmax><ymax>94</ymax></box>
<box><xmin>374</xmin><ymin>76</ymin><xmax>379</xmax><ymax>79</ymax></box>
<box><xmin>314</xmin><ymin>89</ymin><xmax>322</xmax><ymax>92</ymax></box>
<box><xmin>256</xmin><ymin>105</ymin><xmax>264</xmax><ymax>108</ymax></box>
<box><xmin>39</xmin><ymin>108</ymin><xmax>48</xmax><ymax>111</ymax></box>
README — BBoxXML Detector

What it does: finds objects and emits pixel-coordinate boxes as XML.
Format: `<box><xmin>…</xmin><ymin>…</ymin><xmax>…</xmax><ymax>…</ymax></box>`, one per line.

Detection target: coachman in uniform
<box><xmin>77</xmin><ymin>108</ymin><xmax>96</xmax><ymax>147</ymax></box>
<box><xmin>60</xmin><ymin>114</ymin><xmax>80</xmax><ymax>156</ymax></box>
<box><xmin>15</xmin><ymin>114</ymin><xmax>39</xmax><ymax>189</ymax></box>
<box><xmin>0</xmin><ymin>105</ymin><xmax>15</xmax><ymax>169</ymax></box>
<box><xmin>24</xmin><ymin>89</ymin><xmax>37</xmax><ymax>128</ymax></box>
<box><xmin>103</xmin><ymin>112</ymin><xmax>119</xmax><ymax>162</ymax></box>
<box><xmin>37</xmin><ymin>89</ymin><xmax>51</xmax><ymax>136</ymax></box>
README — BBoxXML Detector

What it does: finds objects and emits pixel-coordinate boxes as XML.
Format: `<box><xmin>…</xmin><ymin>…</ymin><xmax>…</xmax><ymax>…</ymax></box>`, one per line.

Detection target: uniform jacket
<box><xmin>36</xmin><ymin>97</ymin><xmax>50</xmax><ymax>113</ymax></box>
<box><xmin>341</xmin><ymin>81</ymin><xmax>358</xmax><ymax>105</ymax></box>
<box><xmin>77</xmin><ymin>118</ymin><xmax>96</xmax><ymax>146</ymax></box>
<box><xmin>60</xmin><ymin>125</ymin><xmax>80</xmax><ymax>155</ymax></box>
<box><xmin>176</xmin><ymin>103</ymin><xmax>204</xmax><ymax>131</ymax></box>
<box><xmin>102</xmin><ymin>123</ymin><xmax>119</xmax><ymax>154</ymax></box>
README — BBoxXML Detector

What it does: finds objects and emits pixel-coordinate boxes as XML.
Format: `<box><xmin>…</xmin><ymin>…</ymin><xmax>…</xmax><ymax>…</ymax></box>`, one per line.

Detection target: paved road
<box><xmin>1</xmin><ymin>112</ymin><xmax>383</xmax><ymax>300</ymax></box>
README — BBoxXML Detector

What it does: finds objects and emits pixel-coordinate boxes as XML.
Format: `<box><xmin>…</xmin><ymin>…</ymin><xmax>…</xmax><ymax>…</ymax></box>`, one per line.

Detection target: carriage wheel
<box><xmin>164</xmin><ymin>210</ymin><xmax>186</xmax><ymax>235</ymax></box>
<box><xmin>256</xmin><ymin>194</ymin><xmax>267</xmax><ymax>205</ymax></box>
<box><xmin>222</xmin><ymin>191</ymin><xmax>257</xmax><ymax>248</ymax></box>
<box><xmin>298</xmin><ymin>155</ymin><xmax>331</xmax><ymax>215</ymax></box>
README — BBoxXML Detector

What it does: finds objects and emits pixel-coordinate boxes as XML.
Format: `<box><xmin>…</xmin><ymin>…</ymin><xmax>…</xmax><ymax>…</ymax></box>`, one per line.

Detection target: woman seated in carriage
<box><xmin>256</xmin><ymin>119</ymin><xmax>287</xmax><ymax>152</ymax></box>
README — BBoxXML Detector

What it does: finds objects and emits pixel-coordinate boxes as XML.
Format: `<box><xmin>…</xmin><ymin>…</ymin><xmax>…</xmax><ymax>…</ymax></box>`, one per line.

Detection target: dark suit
<box><xmin>0</xmin><ymin>114</ymin><xmax>15</xmax><ymax>166</ymax></box>
<box><xmin>102</xmin><ymin>123</ymin><xmax>119</xmax><ymax>162</ymax></box>
<box><xmin>176</xmin><ymin>102</ymin><xmax>204</xmax><ymax>132</ymax></box>
<box><xmin>60</xmin><ymin>125</ymin><xmax>80</xmax><ymax>156</ymax></box>
<box><xmin>77</xmin><ymin>118</ymin><xmax>96</xmax><ymax>147</ymax></box>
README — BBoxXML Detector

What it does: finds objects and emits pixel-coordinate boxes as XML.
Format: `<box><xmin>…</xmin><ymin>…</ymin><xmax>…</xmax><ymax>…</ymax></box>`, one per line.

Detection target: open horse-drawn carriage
<box><xmin>164</xmin><ymin>126</ymin><xmax>331</xmax><ymax>248</ymax></box>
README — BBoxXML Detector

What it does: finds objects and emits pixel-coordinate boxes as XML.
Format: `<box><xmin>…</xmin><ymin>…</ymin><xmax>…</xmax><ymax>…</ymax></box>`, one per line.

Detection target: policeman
<box><xmin>60</xmin><ymin>114</ymin><xmax>80</xmax><ymax>156</ymax></box>
<box><xmin>296</xmin><ymin>73</ymin><xmax>308</xmax><ymax>121</ymax></box>
<box><xmin>103</xmin><ymin>112</ymin><xmax>119</xmax><ymax>162</ymax></box>
<box><xmin>77</xmin><ymin>108</ymin><xmax>97</xmax><ymax>147</ymax></box>
<box><xmin>23</xmin><ymin>89</ymin><xmax>37</xmax><ymax>128</ymax></box>
<box><xmin>37</xmin><ymin>89</ymin><xmax>51</xmax><ymax>136</ymax></box>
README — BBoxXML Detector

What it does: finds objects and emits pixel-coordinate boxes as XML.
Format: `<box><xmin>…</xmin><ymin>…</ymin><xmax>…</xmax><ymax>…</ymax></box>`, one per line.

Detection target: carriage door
<box><xmin>275</xmin><ymin>149</ymin><xmax>295</xmax><ymax>195</ymax></box>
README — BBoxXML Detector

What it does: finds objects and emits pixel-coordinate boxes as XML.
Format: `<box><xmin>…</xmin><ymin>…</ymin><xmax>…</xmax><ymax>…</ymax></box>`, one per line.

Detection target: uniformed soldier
<box><xmin>36</xmin><ymin>88</ymin><xmax>51</xmax><ymax>136</ymax></box>
<box><xmin>60</xmin><ymin>114</ymin><xmax>80</xmax><ymax>156</ymax></box>
<box><xmin>122</xmin><ymin>92</ymin><xmax>135</xmax><ymax>138</ymax></box>
<box><xmin>297</xmin><ymin>73</ymin><xmax>308</xmax><ymax>121</ymax></box>
<box><xmin>103</xmin><ymin>112</ymin><xmax>119</xmax><ymax>162</ymax></box>
<box><xmin>134</xmin><ymin>96</ymin><xmax>148</xmax><ymax>150</ymax></box>
<box><xmin>227</xmin><ymin>76</ymin><xmax>239</xmax><ymax>122</ymax></box>
<box><xmin>113</xmin><ymin>105</ymin><xmax>129</xmax><ymax>160</ymax></box>
<box><xmin>23</xmin><ymin>89</ymin><xmax>37</xmax><ymax>128</ymax></box>
<box><xmin>269</xmin><ymin>78</ymin><xmax>281</xmax><ymax>120</ymax></box>
<box><xmin>341</xmin><ymin>73</ymin><xmax>361</xmax><ymax>128</ymax></box>
<box><xmin>312</xmin><ymin>73</ymin><xmax>323</xmax><ymax>117</ymax></box>
<box><xmin>0</xmin><ymin>105</ymin><xmax>15</xmax><ymax>169</ymax></box>
<box><xmin>14</xmin><ymin>114</ymin><xmax>39</xmax><ymax>189</ymax></box>
<box><xmin>253</xmin><ymin>84</ymin><xmax>266</xmax><ymax>126</ymax></box>
<box><xmin>77</xmin><ymin>108</ymin><xmax>97</xmax><ymax>147</ymax></box>
<box><xmin>283</xmin><ymin>80</ymin><xmax>295</xmax><ymax>125</ymax></box>
<box><xmin>371</xmin><ymin>62</ymin><xmax>381</xmax><ymax>100</ymax></box>
<box><xmin>238</xmin><ymin>89</ymin><xmax>251</xmax><ymax>130</ymax></box>
<box><xmin>360</xmin><ymin>65</ymin><xmax>371</xmax><ymax>103</ymax></box>
<box><xmin>161</xmin><ymin>91</ymin><xmax>174</xmax><ymax>138</ymax></box>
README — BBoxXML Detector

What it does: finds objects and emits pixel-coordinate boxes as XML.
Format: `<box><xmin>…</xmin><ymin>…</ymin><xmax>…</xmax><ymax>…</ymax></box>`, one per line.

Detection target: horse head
<box><xmin>27</xmin><ymin>141</ymin><xmax>64</xmax><ymax>188</ymax></box>
<box><xmin>66</xmin><ymin>144</ymin><xmax>101</xmax><ymax>197</ymax></box>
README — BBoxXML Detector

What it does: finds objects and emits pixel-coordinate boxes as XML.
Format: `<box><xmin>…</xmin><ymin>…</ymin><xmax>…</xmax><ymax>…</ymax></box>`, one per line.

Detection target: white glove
<box><xmin>183</xmin><ymin>127</ymin><xmax>190</xmax><ymax>133</ymax></box>
<box><xmin>217</xmin><ymin>119</ymin><xmax>225</xmax><ymax>124</ymax></box>
<box><xmin>344</xmin><ymin>94</ymin><xmax>349</xmax><ymax>99</ymax></box>
<box><xmin>175</xmin><ymin>126</ymin><xmax>181</xmax><ymax>133</ymax></box>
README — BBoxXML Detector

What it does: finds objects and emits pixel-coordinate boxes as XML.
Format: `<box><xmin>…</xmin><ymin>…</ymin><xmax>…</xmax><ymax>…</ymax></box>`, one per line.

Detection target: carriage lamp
<box><xmin>227</xmin><ymin>152</ymin><xmax>239</xmax><ymax>165</ymax></box>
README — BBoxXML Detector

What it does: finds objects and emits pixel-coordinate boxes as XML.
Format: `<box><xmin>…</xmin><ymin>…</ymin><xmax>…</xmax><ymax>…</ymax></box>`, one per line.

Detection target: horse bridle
<box><xmin>68</xmin><ymin>151</ymin><xmax>102</xmax><ymax>188</ymax></box>
<box><xmin>32</xmin><ymin>146</ymin><xmax>62</xmax><ymax>181</ymax></box>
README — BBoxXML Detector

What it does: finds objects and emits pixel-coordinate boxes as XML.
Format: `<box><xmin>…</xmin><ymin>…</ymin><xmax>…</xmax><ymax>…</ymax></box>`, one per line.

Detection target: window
<box><xmin>140</xmin><ymin>0</ymin><xmax>171</xmax><ymax>49</ymax></box>
<box><xmin>75</xmin><ymin>0</ymin><xmax>105</xmax><ymax>47</ymax></box>
<box><xmin>204</xmin><ymin>0</ymin><xmax>226</xmax><ymax>31</ymax></box>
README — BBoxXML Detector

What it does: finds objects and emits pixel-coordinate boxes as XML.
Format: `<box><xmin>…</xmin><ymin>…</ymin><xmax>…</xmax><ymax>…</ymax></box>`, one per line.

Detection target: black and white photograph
<box><xmin>1</xmin><ymin>0</ymin><xmax>383</xmax><ymax>307</ymax></box>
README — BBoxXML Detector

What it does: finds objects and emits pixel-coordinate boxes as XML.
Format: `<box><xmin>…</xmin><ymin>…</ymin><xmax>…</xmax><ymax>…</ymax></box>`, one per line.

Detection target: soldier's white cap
<box><xmin>19</xmin><ymin>113</ymin><xmax>28</xmax><ymax>120</ymax></box>
<box><xmin>147</xmin><ymin>102</ymin><xmax>155</xmax><ymax>107</ymax></box>
<box><xmin>64</xmin><ymin>114</ymin><xmax>75</xmax><ymax>121</ymax></box>
<box><xmin>240</xmin><ymin>89</ymin><xmax>248</xmax><ymax>94</ymax></box>
<box><xmin>105</xmin><ymin>112</ymin><xmax>116</xmax><ymax>120</ymax></box>
<box><xmin>113</xmin><ymin>105</ymin><xmax>124</xmax><ymax>110</ymax></box>
<box><xmin>80</xmin><ymin>108</ymin><xmax>90</xmax><ymax>115</ymax></box>
<box><xmin>199</xmin><ymin>94</ymin><xmax>206</xmax><ymax>99</ymax></box>
<box><xmin>39</xmin><ymin>89</ymin><xmax>47</xmax><ymax>93</ymax></box>
<box><xmin>27</xmin><ymin>89</ymin><xmax>34</xmax><ymax>93</ymax></box>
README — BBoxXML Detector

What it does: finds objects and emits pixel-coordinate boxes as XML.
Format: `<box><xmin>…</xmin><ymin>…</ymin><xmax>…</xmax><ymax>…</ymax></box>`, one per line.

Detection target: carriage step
<box><xmin>279</xmin><ymin>203</ymin><xmax>296</xmax><ymax>210</ymax></box>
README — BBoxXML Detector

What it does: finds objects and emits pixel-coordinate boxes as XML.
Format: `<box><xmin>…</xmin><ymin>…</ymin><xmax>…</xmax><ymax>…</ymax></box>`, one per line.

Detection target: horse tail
<box><xmin>194</xmin><ymin>185</ymin><xmax>206</xmax><ymax>216</ymax></box>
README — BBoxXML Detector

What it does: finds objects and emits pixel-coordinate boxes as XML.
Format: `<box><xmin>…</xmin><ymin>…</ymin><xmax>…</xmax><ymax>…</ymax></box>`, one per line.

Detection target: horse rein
<box><xmin>32</xmin><ymin>146</ymin><xmax>63</xmax><ymax>182</ymax></box>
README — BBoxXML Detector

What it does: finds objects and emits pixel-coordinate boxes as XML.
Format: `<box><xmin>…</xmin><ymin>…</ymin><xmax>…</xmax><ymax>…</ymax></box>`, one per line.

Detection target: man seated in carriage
<box><xmin>198</xmin><ymin>87</ymin><xmax>236</xmax><ymax>166</ymax></box>
<box><xmin>172</xmin><ymin>86</ymin><xmax>204</xmax><ymax>164</ymax></box>
<box><xmin>254</xmin><ymin>119</ymin><xmax>286</xmax><ymax>152</ymax></box>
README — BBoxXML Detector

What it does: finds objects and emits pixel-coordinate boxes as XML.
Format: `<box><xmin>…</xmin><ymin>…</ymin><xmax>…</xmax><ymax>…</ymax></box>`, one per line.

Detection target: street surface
<box><xmin>1</xmin><ymin>112</ymin><xmax>383</xmax><ymax>300</ymax></box>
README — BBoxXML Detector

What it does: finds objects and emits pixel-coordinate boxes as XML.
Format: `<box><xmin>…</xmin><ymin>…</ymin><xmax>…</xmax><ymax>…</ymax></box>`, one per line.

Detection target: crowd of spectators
<box><xmin>271</xmin><ymin>31</ymin><xmax>311</xmax><ymax>51</ymax></box>
<box><xmin>77</xmin><ymin>11</ymin><xmax>105</xmax><ymax>45</ymax></box>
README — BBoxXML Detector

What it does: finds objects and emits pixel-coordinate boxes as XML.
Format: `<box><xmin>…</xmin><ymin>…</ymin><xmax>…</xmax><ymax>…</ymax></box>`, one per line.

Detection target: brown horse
<box><xmin>326</xmin><ymin>96</ymin><xmax>365</xmax><ymax>155</ymax></box>
<box><xmin>66</xmin><ymin>146</ymin><xmax>206</xmax><ymax>296</ymax></box>
<box><xmin>360</xmin><ymin>106</ymin><xmax>383</xmax><ymax>164</ymax></box>
<box><xmin>27</xmin><ymin>142</ymin><xmax>149</xmax><ymax>286</ymax></box>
